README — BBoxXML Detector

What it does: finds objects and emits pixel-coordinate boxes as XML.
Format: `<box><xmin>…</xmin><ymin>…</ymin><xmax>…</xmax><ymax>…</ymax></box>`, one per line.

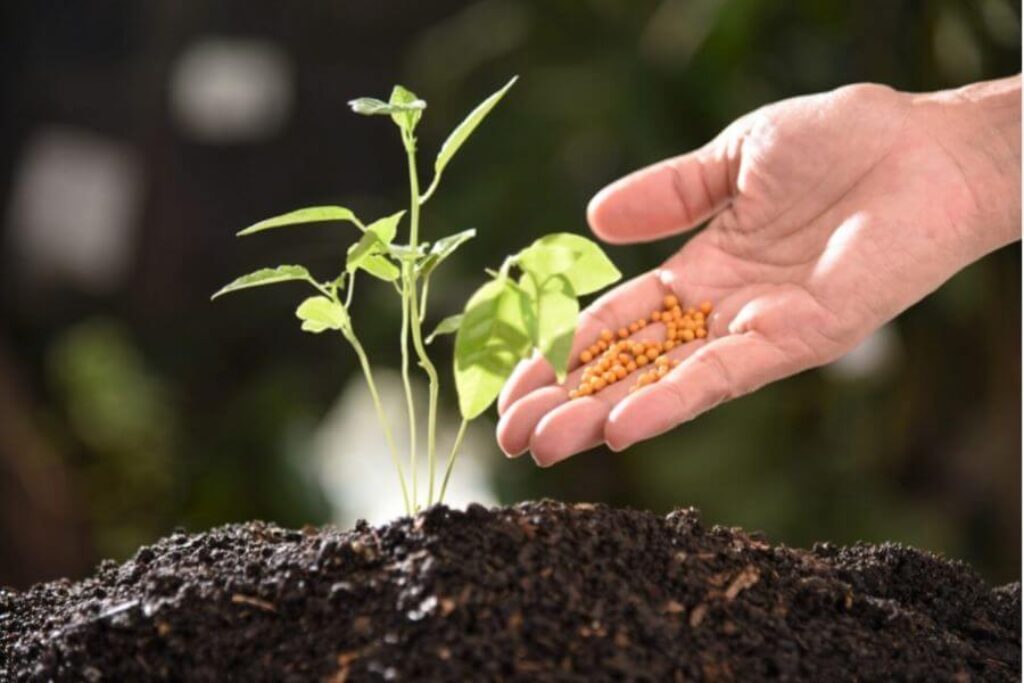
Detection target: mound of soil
<box><xmin>1</xmin><ymin>501</ymin><xmax>1019</xmax><ymax>681</ymax></box>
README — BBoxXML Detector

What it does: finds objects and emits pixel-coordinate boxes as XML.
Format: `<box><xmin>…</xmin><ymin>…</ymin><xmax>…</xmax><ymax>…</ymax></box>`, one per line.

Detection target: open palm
<box><xmin>496</xmin><ymin>80</ymin><xmax>1019</xmax><ymax>466</ymax></box>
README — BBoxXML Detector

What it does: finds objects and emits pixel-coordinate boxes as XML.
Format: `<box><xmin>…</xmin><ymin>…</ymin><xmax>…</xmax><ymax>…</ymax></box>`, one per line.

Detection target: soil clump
<box><xmin>2</xmin><ymin>501</ymin><xmax>1019</xmax><ymax>681</ymax></box>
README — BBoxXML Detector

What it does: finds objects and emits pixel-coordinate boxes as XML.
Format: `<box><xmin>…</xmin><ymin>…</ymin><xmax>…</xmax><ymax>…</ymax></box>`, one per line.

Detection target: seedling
<box><xmin>213</xmin><ymin>78</ymin><xmax>621</xmax><ymax>514</ymax></box>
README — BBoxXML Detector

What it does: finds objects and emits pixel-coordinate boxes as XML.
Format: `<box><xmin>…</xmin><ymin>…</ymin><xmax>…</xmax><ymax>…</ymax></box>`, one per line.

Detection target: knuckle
<box><xmin>831</xmin><ymin>82</ymin><xmax>897</xmax><ymax>105</ymax></box>
<box><xmin>692</xmin><ymin>346</ymin><xmax>737</xmax><ymax>402</ymax></box>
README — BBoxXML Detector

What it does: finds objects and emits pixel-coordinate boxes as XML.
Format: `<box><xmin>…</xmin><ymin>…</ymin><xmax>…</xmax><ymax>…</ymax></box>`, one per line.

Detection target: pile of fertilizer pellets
<box><xmin>570</xmin><ymin>296</ymin><xmax>712</xmax><ymax>398</ymax></box>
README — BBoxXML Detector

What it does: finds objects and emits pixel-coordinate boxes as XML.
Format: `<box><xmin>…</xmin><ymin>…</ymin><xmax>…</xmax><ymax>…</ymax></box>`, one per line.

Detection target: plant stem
<box><xmin>399</xmin><ymin>283</ymin><xmax>418</xmax><ymax>511</ymax></box>
<box><xmin>403</xmin><ymin>133</ymin><xmax>441</xmax><ymax>507</ymax></box>
<box><xmin>409</xmin><ymin>281</ymin><xmax>439</xmax><ymax>506</ymax></box>
<box><xmin>344</xmin><ymin>329</ymin><xmax>410</xmax><ymax>515</ymax></box>
<box><xmin>438</xmin><ymin>419</ymin><xmax>468</xmax><ymax>504</ymax></box>
<box><xmin>419</xmin><ymin>172</ymin><xmax>441</xmax><ymax>205</ymax></box>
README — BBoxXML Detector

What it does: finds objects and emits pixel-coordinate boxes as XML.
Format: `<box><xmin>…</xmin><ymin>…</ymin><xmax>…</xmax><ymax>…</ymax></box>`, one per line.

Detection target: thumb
<box><xmin>587</xmin><ymin>127</ymin><xmax>741</xmax><ymax>244</ymax></box>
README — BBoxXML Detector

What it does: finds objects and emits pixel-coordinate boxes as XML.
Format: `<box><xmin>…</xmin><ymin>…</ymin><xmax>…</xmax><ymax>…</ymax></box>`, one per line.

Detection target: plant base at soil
<box><xmin>1</xmin><ymin>501</ymin><xmax>1019</xmax><ymax>681</ymax></box>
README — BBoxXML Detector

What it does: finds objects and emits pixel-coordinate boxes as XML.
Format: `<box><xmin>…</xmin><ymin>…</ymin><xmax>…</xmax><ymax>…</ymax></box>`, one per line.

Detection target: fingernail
<box><xmin>529</xmin><ymin>450</ymin><xmax>554</xmax><ymax>468</ymax></box>
<box><xmin>606</xmin><ymin>438</ymin><xmax>631</xmax><ymax>453</ymax></box>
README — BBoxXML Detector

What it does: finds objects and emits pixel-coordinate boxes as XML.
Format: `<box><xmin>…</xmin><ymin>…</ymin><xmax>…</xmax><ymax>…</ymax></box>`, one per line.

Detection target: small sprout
<box><xmin>215</xmin><ymin>76</ymin><xmax>621</xmax><ymax>515</ymax></box>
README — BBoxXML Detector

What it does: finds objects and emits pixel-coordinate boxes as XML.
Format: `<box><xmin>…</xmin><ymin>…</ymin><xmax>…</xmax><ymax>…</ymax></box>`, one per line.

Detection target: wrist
<box><xmin>913</xmin><ymin>75</ymin><xmax>1021</xmax><ymax>259</ymax></box>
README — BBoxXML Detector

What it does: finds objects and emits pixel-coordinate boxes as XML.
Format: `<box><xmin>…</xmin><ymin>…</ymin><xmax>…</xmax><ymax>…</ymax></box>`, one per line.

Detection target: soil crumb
<box><xmin>1</xmin><ymin>501</ymin><xmax>1019</xmax><ymax>681</ymax></box>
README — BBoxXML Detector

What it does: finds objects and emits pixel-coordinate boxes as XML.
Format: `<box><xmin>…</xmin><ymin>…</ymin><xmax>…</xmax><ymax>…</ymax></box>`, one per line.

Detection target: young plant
<box><xmin>213</xmin><ymin>77</ymin><xmax>621</xmax><ymax>515</ymax></box>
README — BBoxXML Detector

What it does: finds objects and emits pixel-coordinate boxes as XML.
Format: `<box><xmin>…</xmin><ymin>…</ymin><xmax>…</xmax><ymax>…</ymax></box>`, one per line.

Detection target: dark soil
<box><xmin>1</xmin><ymin>501</ymin><xmax>1019</xmax><ymax>682</ymax></box>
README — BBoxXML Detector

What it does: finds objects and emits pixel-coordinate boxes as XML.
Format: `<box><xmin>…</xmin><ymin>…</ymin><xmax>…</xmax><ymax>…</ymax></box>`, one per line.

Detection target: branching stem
<box><xmin>419</xmin><ymin>172</ymin><xmax>441</xmax><ymax>205</ymax></box>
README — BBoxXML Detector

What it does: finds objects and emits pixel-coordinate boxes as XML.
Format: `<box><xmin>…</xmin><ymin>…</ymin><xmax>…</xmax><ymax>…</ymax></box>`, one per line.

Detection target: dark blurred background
<box><xmin>0</xmin><ymin>0</ymin><xmax>1020</xmax><ymax>589</ymax></box>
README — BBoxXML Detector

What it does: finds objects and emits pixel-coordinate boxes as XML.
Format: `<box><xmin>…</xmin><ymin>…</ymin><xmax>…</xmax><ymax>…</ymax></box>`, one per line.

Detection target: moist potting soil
<box><xmin>1</xmin><ymin>501</ymin><xmax>1019</xmax><ymax>681</ymax></box>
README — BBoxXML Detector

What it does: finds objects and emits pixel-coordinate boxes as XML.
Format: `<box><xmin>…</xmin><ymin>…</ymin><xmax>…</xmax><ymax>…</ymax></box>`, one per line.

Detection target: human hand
<box><xmin>497</xmin><ymin>76</ymin><xmax>1021</xmax><ymax>466</ymax></box>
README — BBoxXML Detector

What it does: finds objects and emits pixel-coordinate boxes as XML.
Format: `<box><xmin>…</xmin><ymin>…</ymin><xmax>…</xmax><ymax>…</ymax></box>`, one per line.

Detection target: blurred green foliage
<box><xmin>48</xmin><ymin>321</ymin><xmax>176</xmax><ymax>557</ymax></box>
<box><xmin>0</xmin><ymin>0</ymin><xmax>1018</xmax><ymax>586</ymax></box>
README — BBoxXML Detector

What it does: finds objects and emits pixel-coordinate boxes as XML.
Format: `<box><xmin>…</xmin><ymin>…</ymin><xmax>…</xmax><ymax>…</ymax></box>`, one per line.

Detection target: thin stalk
<box><xmin>345</xmin><ymin>330</ymin><xmax>410</xmax><ymax>514</ymax></box>
<box><xmin>409</xmin><ymin>283</ymin><xmax>439</xmax><ymax>505</ymax></box>
<box><xmin>438</xmin><ymin>419</ymin><xmax>469</xmax><ymax>504</ymax></box>
<box><xmin>403</xmin><ymin>132</ymin><xmax>441</xmax><ymax>506</ymax></box>
<box><xmin>399</xmin><ymin>283</ymin><xmax>418</xmax><ymax>510</ymax></box>
<box><xmin>419</xmin><ymin>172</ymin><xmax>441</xmax><ymax>205</ymax></box>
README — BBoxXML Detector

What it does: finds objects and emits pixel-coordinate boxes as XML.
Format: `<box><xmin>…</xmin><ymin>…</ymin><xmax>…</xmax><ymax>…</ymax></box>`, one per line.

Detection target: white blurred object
<box><xmin>6</xmin><ymin>127</ymin><xmax>142</xmax><ymax>292</ymax></box>
<box><xmin>825</xmin><ymin>324</ymin><xmax>901</xmax><ymax>381</ymax></box>
<box><xmin>312</xmin><ymin>370</ymin><xmax>497</xmax><ymax>525</ymax></box>
<box><xmin>170</xmin><ymin>38</ymin><xmax>293</xmax><ymax>143</ymax></box>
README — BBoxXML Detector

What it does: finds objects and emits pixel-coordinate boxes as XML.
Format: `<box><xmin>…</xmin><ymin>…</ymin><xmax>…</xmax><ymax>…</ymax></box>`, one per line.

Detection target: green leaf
<box><xmin>237</xmin><ymin>206</ymin><xmax>359</xmax><ymax>236</ymax></box>
<box><xmin>348</xmin><ymin>96</ymin><xmax>426</xmax><ymax>117</ymax></box>
<box><xmin>517</xmin><ymin>244</ymin><xmax>577</xmax><ymax>278</ymax></box>
<box><xmin>433</xmin><ymin>76</ymin><xmax>517</xmax><ymax>180</ymax></box>
<box><xmin>521</xmin><ymin>273</ymin><xmax>578</xmax><ymax>382</ymax></box>
<box><xmin>389</xmin><ymin>85</ymin><xmax>424</xmax><ymax>133</ymax></box>
<box><xmin>454</xmin><ymin>277</ymin><xmax>532</xmax><ymax>420</ymax></box>
<box><xmin>211</xmin><ymin>265</ymin><xmax>313</xmax><ymax>300</ymax></box>
<box><xmin>366</xmin><ymin>210</ymin><xmax>405</xmax><ymax>244</ymax></box>
<box><xmin>347</xmin><ymin>232</ymin><xmax>383</xmax><ymax>271</ymax></box>
<box><xmin>295</xmin><ymin>296</ymin><xmax>349</xmax><ymax>333</ymax></box>
<box><xmin>347</xmin><ymin>211</ymin><xmax>405</xmax><ymax>280</ymax></box>
<box><xmin>517</xmin><ymin>233</ymin><xmax>621</xmax><ymax>296</ymax></box>
<box><xmin>417</xmin><ymin>228</ymin><xmax>476</xmax><ymax>278</ymax></box>
<box><xmin>426</xmin><ymin>314</ymin><xmax>464</xmax><ymax>344</ymax></box>
<box><xmin>360</xmin><ymin>254</ymin><xmax>401</xmax><ymax>281</ymax></box>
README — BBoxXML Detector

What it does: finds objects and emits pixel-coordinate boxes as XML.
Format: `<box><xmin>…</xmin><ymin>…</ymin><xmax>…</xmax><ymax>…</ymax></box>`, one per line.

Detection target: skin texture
<box><xmin>498</xmin><ymin>75</ymin><xmax>1021</xmax><ymax>467</ymax></box>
